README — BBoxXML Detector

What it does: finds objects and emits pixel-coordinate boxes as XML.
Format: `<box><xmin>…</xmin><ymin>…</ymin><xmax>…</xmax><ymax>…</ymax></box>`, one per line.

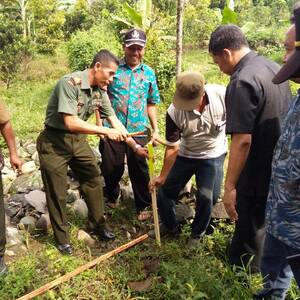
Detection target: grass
<box><xmin>0</xmin><ymin>46</ymin><xmax>299</xmax><ymax>300</ymax></box>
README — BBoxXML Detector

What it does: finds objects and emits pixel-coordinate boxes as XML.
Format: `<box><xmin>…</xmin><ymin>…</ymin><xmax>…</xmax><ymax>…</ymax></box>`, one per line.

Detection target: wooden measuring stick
<box><xmin>17</xmin><ymin>234</ymin><xmax>148</xmax><ymax>300</ymax></box>
<box><xmin>147</xmin><ymin>143</ymin><xmax>161</xmax><ymax>247</ymax></box>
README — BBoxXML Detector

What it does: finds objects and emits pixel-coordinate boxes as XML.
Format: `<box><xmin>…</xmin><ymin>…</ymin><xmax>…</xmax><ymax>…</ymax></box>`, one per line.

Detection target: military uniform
<box><xmin>0</xmin><ymin>101</ymin><xmax>10</xmax><ymax>257</ymax></box>
<box><xmin>37</xmin><ymin>69</ymin><xmax>115</xmax><ymax>245</ymax></box>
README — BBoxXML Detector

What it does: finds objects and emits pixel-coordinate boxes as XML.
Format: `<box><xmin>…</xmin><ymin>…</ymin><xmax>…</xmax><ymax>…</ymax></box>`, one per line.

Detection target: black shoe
<box><xmin>95</xmin><ymin>228</ymin><xmax>115</xmax><ymax>241</ymax></box>
<box><xmin>57</xmin><ymin>244</ymin><xmax>73</xmax><ymax>255</ymax></box>
<box><xmin>148</xmin><ymin>223</ymin><xmax>181</xmax><ymax>239</ymax></box>
<box><xmin>0</xmin><ymin>256</ymin><xmax>7</xmax><ymax>277</ymax></box>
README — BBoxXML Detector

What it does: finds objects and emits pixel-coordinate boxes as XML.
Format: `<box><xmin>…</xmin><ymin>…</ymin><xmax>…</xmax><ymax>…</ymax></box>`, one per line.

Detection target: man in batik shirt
<box><xmin>254</xmin><ymin>7</ymin><xmax>300</xmax><ymax>300</ymax></box>
<box><xmin>99</xmin><ymin>29</ymin><xmax>160</xmax><ymax>221</ymax></box>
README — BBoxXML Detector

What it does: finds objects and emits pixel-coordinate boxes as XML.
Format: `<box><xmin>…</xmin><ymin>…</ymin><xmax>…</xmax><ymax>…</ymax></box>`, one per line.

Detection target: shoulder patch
<box><xmin>68</xmin><ymin>77</ymin><xmax>82</xmax><ymax>86</ymax></box>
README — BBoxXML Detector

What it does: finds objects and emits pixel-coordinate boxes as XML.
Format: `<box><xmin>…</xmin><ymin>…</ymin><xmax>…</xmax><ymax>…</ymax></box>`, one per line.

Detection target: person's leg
<box><xmin>286</xmin><ymin>247</ymin><xmax>300</xmax><ymax>289</ymax></box>
<box><xmin>191</xmin><ymin>156</ymin><xmax>222</xmax><ymax>238</ymax></box>
<box><xmin>99</xmin><ymin>138</ymin><xmax>126</xmax><ymax>204</ymax></box>
<box><xmin>158</xmin><ymin>156</ymin><xmax>195</xmax><ymax>230</ymax></box>
<box><xmin>254</xmin><ymin>233</ymin><xmax>293</xmax><ymax>300</ymax></box>
<box><xmin>212</xmin><ymin>154</ymin><xmax>226</xmax><ymax>204</ymax></box>
<box><xmin>126</xmin><ymin>137</ymin><xmax>151</xmax><ymax>213</ymax></box>
<box><xmin>0</xmin><ymin>173</ymin><xmax>7</xmax><ymax>274</ymax></box>
<box><xmin>37</xmin><ymin>131</ymin><xmax>71</xmax><ymax>246</ymax></box>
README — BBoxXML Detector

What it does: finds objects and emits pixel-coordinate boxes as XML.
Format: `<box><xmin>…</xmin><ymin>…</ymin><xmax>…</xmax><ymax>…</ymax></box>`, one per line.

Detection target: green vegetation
<box><xmin>0</xmin><ymin>0</ymin><xmax>299</xmax><ymax>299</ymax></box>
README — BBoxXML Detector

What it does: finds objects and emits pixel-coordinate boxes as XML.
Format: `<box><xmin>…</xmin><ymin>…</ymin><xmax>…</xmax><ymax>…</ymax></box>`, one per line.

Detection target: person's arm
<box><xmin>223</xmin><ymin>133</ymin><xmax>252</xmax><ymax>221</ymax></box>
<box><xmin>0</xmin><ymin>121</ymin><xmax>22</xmax><ymax>171</ymax></box>
<box><xmin>63</xmin><ymin>114</ymin><xmax>126</xmax><ymax>141</ymax></box>
<box><xmin>147</xmin><ymin>104</ymin><xmax>159</xmax><ymax>133</ymax></box>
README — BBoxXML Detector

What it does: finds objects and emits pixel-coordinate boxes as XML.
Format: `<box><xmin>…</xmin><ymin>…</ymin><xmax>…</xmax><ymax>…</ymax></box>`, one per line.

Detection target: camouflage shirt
<box><xmin>266</xmin><ymin>91</ymin><xmax>300</xmax><ymax>250</ymax></box>
<box><xmin>45</xmin><ymin>69</ymin><xmax>115</xmax><ymax>131</ymax></box>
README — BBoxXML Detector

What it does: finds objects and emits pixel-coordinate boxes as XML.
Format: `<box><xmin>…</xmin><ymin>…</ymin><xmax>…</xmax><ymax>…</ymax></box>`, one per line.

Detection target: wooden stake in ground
<box><xmin>147</xmin><ymin>143</ymin><xmax>161</xmax><ymax>247</ymax></box>
<box><xmin>17</xmin><ymin>234</ymin><xmax>148</xmax><ymax>300</ymax></box>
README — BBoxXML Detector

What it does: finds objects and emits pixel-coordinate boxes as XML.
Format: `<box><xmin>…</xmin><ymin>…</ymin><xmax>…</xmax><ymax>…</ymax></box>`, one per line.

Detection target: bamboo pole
<box><xmin>17</xmin><ymin>234</ymin><xmax>149</xmax><ymax>300</ymax></box>
<box><xmin>147</xmin><ymin>143</ymin><xmax>161</xmax><ymax>247</ymax></box>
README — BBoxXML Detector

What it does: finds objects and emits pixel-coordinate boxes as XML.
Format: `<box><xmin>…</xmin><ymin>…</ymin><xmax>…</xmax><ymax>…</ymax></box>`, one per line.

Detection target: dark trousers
<box><xmin>158</xmin><ymin>154</ymin><xmax>225</xmax><ymax>237</ymax></box>
<box><xmin>37</xmin><ymin>129</ymin><xmax>105</xmax><ymax>245</ymax></box>
<box><xmin>0</xmin><ymin>174</ymin><xmax>5</xmax><ymax>256</ymax></box>
<box><xmin>99</xmin><ymin>137</ymin><xmax>150</xmax><ymax>213</ymax></box>
<box><xmin>228</xmin><ymin>193</ymin><xmax>266</xmax><ymax>270</ymax></box>
<box><xmin>260</xmin><ymin>233</ymin><xmax>300</xmax><ymax>299</ymax></box>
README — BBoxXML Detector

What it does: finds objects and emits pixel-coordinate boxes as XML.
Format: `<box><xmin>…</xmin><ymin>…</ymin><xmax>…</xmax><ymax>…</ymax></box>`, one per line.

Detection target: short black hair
<box><xmin>90</xmin><ymin>49</ymin><xmax>119</xmax><ymax>68</ymax></box>
<box><xmin>209</xmin><ymin>25</ymin><xmax>249</xmax><ymax>55</ymax></box>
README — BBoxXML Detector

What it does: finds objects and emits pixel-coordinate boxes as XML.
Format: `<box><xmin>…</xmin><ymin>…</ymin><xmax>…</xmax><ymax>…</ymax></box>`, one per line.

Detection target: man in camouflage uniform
<box><xmin>37</xmin><ymin>50</ymin><xmax>127</xmax><ymax>255</ymax></box>
<box><xmin>0</xmin><ymin>101</ymin><xmax>22</xmax><ymax>275</ymax></box>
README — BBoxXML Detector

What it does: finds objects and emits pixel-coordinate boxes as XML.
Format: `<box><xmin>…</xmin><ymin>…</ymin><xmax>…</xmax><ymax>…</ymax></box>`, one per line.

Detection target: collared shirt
<box><xmin>45</xmin><ymin>69</ymin><xmax>115</xmax><ymax>131</ymax></box>
<box><xmin>226</xmin><ymin>51</ymin><xmax>291</xmax><ymax>196</ymax></box>
<box><xmin>166</xmin><ymin>84</ymin><xmax>227</xmax><ymax>159</ymax></box>
<box><xmin>107</xmin><ymin>59</ymin><xmax>160</xmax><ymax>133</ymax></box>
<box><xmin>266</xmin><ymin>92</ymin><xmax>300</xmax><ymax>250</ymax></box>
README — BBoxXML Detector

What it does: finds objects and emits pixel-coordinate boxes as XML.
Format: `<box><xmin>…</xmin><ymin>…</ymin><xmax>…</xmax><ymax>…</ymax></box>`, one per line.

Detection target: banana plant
<box><xmin>112</xmin><ymin>0</ymin><xmax>152</xmax><ymax>31</ymax></box>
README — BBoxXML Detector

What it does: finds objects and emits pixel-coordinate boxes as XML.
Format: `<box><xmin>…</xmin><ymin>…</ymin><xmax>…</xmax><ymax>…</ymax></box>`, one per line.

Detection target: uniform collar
<box><xmin>80</xmin><ymin>69</ymin><xmax>91</xmax><ymax>90</ymax></box>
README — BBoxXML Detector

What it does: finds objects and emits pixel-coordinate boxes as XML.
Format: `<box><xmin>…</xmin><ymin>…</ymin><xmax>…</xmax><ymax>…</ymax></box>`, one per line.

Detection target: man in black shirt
<box><xmin>209</xmin><ymin>25</ymin><xmax>291</xmax><ymax>270</ymax></box>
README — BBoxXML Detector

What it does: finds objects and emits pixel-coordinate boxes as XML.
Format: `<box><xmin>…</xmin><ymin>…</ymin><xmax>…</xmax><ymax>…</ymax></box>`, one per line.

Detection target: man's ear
<box><xmin>94</xmin><ymin>62</ymin><xmax>102</xmax><ymax>72</ymax></box>
<box><xmin>223</xmin><ymin>48</ymin><xmax>232</xmax><ymax>60</ymax></box>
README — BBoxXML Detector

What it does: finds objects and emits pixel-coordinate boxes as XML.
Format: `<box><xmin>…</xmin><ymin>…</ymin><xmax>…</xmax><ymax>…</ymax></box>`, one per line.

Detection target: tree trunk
<box><xmin>176</xmin><ymin>0</ymin><xmax>184</xmax><ymax>77</ymax></box>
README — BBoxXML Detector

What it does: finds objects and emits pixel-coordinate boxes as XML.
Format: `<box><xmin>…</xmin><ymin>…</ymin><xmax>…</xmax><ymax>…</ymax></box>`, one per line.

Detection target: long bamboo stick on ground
<box><xmin>17</xmin><ymin>234</ymin><xmax>149</xmax><ymax>300</ymax></box>
<box><xmin>147</xmin><ymin>143</ymin><xmax>161</xmax><ymax>247</ymax></box>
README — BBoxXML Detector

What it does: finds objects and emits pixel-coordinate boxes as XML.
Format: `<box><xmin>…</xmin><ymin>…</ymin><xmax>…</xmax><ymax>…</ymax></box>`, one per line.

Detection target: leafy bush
<box><xmin>66</xmin><ymin>25</ymin><xmax>122</xmax><ymax>71</ymax></box>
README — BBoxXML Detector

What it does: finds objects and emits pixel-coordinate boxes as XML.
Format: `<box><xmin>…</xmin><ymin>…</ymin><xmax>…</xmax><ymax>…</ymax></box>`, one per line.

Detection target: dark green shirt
<box><xmin>45</xmin><ymin>69</ymin><xmax>115</xmax><ymax>130</ymax></box>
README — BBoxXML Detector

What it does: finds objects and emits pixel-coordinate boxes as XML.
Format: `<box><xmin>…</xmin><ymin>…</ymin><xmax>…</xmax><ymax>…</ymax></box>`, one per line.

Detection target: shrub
<box><xmin>66</xmin><ymin>25</ymin><xmax>122</xmax><ymax>71</ymax></box>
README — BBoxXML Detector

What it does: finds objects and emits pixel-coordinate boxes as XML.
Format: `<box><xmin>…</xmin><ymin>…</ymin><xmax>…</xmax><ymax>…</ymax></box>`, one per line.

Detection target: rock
<box><xmin>77</xmin><ymin>230</ymin><xmax>97</xmax><ymax>247</ymax></box>
<box><xmin>6</xmin><ymin>226</ymin><xmax>23</xmax><ymax>248</ymax></box>
<box><xmin>69</xmin><ymin>179</ymin><xmax>80</xmax><ymax>190</ymax></box>
<box><xmin>18</xmin><ymin>147</ymin><xmax>31</xmax><ymax>160</ymax></box>
<box><xmin>175</xmin><ymin>203</ymin><xmax>195</xmax><ymax>221</ymax></box>
<box><xmin>5</xmin><ymin>203</ymin><xmax>21</xmax><ymax>217</ymax></box>
<box><xmin>3</xmin><ymin>182</ymin><xmax>12</xmax><ymax>195</ymax></box>
<box><xmin>25</xmin><ymin>143</ymin><xmax>36</xmax><ymax>156</ymax></box>
<box><xmin>32</xmin><ymin>151</ymin><xmax>40</xmax><ymax>166</ymax></box>
<box><xmin>36</xmin><ymin>214</ymin><xmax>51</xmax><ymax>232</ymax></box>
<box><xmin>8</xmin><ymin>194</ymin><xmax>27</xmax><ymax>207</ymax></box>
<box><xmin>212</xmin><ymin>202</ymin><xmax>229</xmax><ymax>219</ymax></box>
<box><xmin>131</xmin><ymin>226</ymin><xmax>137</xmax><ymax>234</ymax></box>
<box><xmin>2</xmin><ymin>167</ymin><xmax>17</xmax><ymax>181</ymax></box>
<box><xmin>5</xmin><ymin>250</ymin><xmax>15</xmax><ymax>257</ymax></box>
<box><xmin>66</xmin><ymin>189</ymin><xmax>80</xmax><ymax>203</ymax></box>
<box><xmin>18</xmin><ymin>216</ymin><xmax>36</xmax><ymax>232</ymax></box>
<box><xmin>178</xmin><ymin>180</ymin><xmax>193</xmax><ymax>198</ymax></box>
<box><xmin>121</xmin><ymin>185</ymin><xmax>134</xmax><ymax>203</ymax></box>
<box><xmin>9</xmin><ymin>174</ymin><xmax>32</xmax><ymax>193</ymax></box>
<box><xmin>126</xmin><ymin>231</ymin><xmax>131</xmax><ymax>239</ymax></box>
<box><xmin>21</xmin><ymin>161</ymin><xmax>36</xmax><ymax>174</ymax></box>
<box><xmin>28</xmin><ymin>171</ymin><xmax>43</xmax><ymax>190</ymax></box>
<box><xmin>24</xmin><ymin>190</ymin><xmax>47</xmax><ymax>213</ymax></box>
<box><xmin>73</xmin><ymin>199</ymin><xmax>88</xmax><ymax>219</ymax></box>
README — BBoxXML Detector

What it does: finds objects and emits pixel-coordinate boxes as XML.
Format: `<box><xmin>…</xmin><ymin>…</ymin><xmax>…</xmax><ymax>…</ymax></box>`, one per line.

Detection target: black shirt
<box><xmin>226</xmin><ymin>51</ymin><xmax>291</xmax><ymax>196</ymax></box>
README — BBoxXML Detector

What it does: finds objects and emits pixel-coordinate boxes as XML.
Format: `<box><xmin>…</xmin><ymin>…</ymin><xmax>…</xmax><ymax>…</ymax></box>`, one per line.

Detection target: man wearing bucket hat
<box><xmin>99</xmin><ymin>28</ymin><xmax>160</xmax><ymax>221</ymax></box>
<box><xmin>254</xmin><ymin>7</ymin><xmax>300</xmax><ymax>300</ymax></box>
<box><xmin>149</xmin><ymin>72</ymin><xmax>227</xmax><ymax>247</ymax></box>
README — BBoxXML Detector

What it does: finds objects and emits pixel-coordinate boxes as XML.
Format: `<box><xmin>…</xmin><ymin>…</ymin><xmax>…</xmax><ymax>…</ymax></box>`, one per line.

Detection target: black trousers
<box><xmin>228</xmin><ymin>192</ymin><xmax>266</xmax><ymax>271</ymax></box>
<box><xmin>99</xmin><ymin>137</ymin><xmax>150</xmax><ymax>213</ymax></box>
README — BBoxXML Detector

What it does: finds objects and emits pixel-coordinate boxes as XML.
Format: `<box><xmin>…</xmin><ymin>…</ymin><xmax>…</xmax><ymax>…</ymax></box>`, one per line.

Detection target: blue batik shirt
<box><xmin>107</xmin><ymin>59</ymin><xmax>160</xmax><ymax>133</ymax></box>
<box><xmin>266</xmin><ymin>91</ymin><xmax>300</xmax><ymax>250</ymax></box>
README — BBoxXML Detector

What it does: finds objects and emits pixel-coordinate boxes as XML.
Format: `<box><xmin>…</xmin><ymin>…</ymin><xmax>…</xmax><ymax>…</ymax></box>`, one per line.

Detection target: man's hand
<box><xmin>10</xmin><ymin>154</ymin><xmax>23</xmax><ymax>175</ymax></box>
<box><xmin>151</xmin><ymin>130</ymin><xmax>160</xmax><ymax>147</ymax></box>
<box><xmin>149</xmin><ymin>175</ymin><xmax>166</xmax><ymax>192</ymax></box>
<box><xmin>105</xmin><ymin>128</ymin><xmax>126</xmax><ymax>141</ymax></box>
<box><xmin>223</xmin><ymin>187</ymin><xmax>238</xmax><ymax>221</ymax></box>
<box><xmin>135</xmin><ymin>145</ymin><xmax>149</xmax><ymax>159</ymax></box>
